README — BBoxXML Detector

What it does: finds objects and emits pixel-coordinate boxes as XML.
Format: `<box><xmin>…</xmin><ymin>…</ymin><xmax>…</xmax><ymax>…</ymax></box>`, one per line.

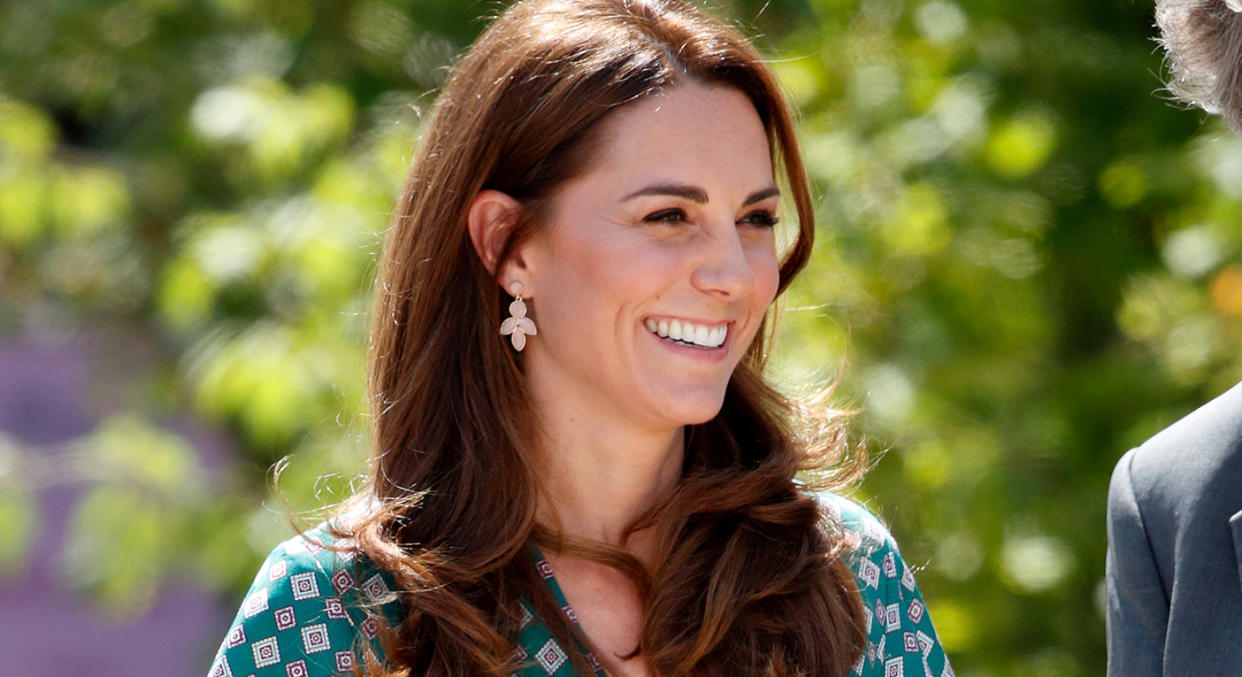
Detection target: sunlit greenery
<box><xmin>3</xmin><ymin>0</ymin><xmax>1240</xmax><ymax>674</ymax></box>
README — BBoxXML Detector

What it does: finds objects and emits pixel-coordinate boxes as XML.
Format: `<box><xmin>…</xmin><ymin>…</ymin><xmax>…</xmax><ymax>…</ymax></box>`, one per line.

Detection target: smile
<box><xmin>643</xmin><ymin>317</ymin><xmax>728</xmax><ymax>349</ymax></box>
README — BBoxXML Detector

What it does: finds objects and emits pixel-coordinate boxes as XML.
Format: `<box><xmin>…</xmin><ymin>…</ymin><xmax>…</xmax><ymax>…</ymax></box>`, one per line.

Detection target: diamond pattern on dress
<box><xmin>884</xmin><ymin>603</ymin><xmax>901</xmax><ymax>632</ymax></box>
<box><xmin>209</xmin><ymin>654</ymin><xmax>233</xmax><ymax>677</ymax></box>
<box><xmin>330</xmin><ymin>568</ymin><xmax>354</xmax><ymax>596</ymax></box>
<box><xmin>225</xmin><ymin>624</ymin><xmax>245</xmax><ymax>649</ymax></box>
<box><xmin>361</xmin><ymin>573</ymin><xmax>389</xmax><ymax>601</ymax></box>
<box><xmin>535</xmin><ymin>559</ymin><xmax>554</xmax><ymax>580</ymax></box>
<box><xmin>916</xmin><ymin>630</ymin><xmax>934</xmax><ymax>657</ymax></box>
<box><xmin>242</xmin><ymin>588</ymin><xmax>268</xmax><ymax>619</ymax></box>
<box><xmin>301</xmin><ymin>623</ymin><xmax>331</xmax><ymax>654</ymax></box>
<box><xmin>360</xmin><ymin>615</ymin><xmax>380</xmax><ymax>639</ymax></box>
<box><xmin>324</xmin><ymin>597</ymin><xmax>348</xmax><ymax>619</ymax></box>
<box><xmin>251</xmin><ymin>636</ymin><xmax>280</xmax><ymax>669</ymax></box>
<box><xmin>289</xmin><ymin>572</ymin><xmax>320</xmax><ymax>601</ymax></box>
<box><xmin>907</xmin><ymin>598</ymin><xmax>925</xmax><ymax>624</ymax></box>
<box><xmin>901</xmin><ymin>564</ymin><xmax>916</xmax><ymax>592</ymax></box>
<box><xmin>274</xmin><ymin>605</ymin><xmax>296</xmax><ymax>631</ymax></box>
<box><xmin>903</xmin><ymin>631</ymin><xmax>919</xmax><ymax>654</ymax></box>
<box><xmin>859</xmin><ymin>558</ymin><xmax>881</xmax><ymax>589</ymax></box>
<box><xmin>882</xmin><ymin>552</ymin><xmax>898</xmax><ymax>578</ymax></box>
<box><xmin>534</xmin><ymin>638</ymin><xmax>568</xmax><ymax>674</ymax></box>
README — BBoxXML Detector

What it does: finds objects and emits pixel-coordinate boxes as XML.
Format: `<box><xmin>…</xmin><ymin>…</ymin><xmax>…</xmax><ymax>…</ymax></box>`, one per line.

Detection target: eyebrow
<box><xmin>621</xmin><ymin>183</ymin><xmax>780</xmax><ymax>207</ymax></box>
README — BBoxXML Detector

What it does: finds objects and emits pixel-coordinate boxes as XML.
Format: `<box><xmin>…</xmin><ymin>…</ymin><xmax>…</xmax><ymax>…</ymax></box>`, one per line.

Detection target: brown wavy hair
<box><xmin>332</xmin><ymin>0</ymin><xmax>867</xmax><ymax>674</ymax></box>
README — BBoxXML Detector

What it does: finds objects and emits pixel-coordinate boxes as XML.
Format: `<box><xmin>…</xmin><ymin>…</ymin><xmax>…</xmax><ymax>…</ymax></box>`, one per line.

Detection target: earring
<box><xmin>500</xmin><ymin>282</ymin><xmax>537</xmax><ymax>351</ymax></box>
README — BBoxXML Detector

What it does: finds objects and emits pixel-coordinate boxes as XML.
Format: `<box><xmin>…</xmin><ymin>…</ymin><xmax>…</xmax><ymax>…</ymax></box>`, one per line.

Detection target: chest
<box><xmin>542</xmin><ymin>554</ymin><xmax>655</xmax><ymax>677</ymax></box>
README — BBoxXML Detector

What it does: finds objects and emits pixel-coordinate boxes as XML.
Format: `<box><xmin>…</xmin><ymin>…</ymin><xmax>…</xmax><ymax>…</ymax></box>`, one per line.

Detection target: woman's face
<box><xmin>516</xmin><ymin>80</ymin><xmax>781</xmax><ymax>432</ymax></box>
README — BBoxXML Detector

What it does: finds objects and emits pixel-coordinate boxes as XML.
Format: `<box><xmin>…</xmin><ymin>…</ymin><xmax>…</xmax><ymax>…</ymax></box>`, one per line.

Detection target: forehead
<box><xmin>576</xmin><ymin>81</ymin><xmax>774</xmax><ymax>194</ymax></box>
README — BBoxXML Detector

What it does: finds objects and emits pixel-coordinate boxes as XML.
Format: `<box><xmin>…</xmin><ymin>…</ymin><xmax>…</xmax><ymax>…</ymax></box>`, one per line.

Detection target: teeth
<box><xmin>645</xmin><ymin>317</ymin><xmax>728</xmax><ymax>348</ymax></box>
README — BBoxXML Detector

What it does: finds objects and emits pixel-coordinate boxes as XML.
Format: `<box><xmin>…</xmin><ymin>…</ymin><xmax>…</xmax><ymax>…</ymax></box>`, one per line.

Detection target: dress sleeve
<box><xmin>822</xmin><ymin>494</ymin><xmax>954</xmax><ymax>677</ymax></box>
<box><xmin>206</xmin><ymin>532</ymin><xmax>388</xmax><ymax>677</ymax></box>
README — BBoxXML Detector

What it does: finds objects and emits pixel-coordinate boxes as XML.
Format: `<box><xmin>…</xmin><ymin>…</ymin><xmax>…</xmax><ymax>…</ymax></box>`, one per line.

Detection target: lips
<box><xmin>644</xmin><ymin>317</ymin><xmax>728</xmax><ymax>349</ymax></box>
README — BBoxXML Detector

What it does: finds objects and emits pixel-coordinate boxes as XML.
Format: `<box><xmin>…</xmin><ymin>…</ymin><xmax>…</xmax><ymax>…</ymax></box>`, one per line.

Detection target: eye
<box><xmin>643</xmin><ymin>208</ymin><xmax>688</xmax><ymax>224</ymax></box>
<box><xmin>739</xmin><ymin>209</ymin><xmax>779</xmax><ymax>228</ymax></box>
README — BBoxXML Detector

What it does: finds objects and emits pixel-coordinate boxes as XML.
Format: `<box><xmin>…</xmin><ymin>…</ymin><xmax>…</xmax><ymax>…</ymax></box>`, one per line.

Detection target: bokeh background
<box><xmin>2</xmin><ymin>0</ymin><xmax>1240</xmax><ymax>674</ymax></box>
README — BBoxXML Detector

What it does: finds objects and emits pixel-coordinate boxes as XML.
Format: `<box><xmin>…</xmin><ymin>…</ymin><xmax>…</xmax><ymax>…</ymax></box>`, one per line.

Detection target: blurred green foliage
<box><xmin>2</xmin><ymin>0</ymin><xmax>1240</xmax><ymax>674</ymax></box>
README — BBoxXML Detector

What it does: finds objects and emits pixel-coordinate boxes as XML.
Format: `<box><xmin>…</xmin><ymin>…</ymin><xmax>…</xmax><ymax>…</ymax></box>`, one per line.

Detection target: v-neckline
<box><xmin>526</xmin><ymin>543</ymin><xmax>609</xmax><ymax>676</ymax></box>
<box><xmin>530</xmin><ymin>543</ymin><xmax>584</xmax><ymax>627</ymax></box>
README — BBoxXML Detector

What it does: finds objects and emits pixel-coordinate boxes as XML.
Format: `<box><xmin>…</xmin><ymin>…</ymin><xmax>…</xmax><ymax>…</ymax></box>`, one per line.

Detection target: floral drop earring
<box><xmin>500</xmin><ymin>282</ymin><xmax>537</xmax><ymax>351</ymax></box>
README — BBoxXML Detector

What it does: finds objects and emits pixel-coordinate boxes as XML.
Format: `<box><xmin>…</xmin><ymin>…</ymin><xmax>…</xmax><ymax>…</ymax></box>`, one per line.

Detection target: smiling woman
<box><xmin>206</xmin><ymin>1</ymin><xmax>951</xmax><ymax>676</ymax></box>
<box><xmin>483</xmin><ymin>82</ymin><xmax>782</xmax><ymax>433</ymax></box>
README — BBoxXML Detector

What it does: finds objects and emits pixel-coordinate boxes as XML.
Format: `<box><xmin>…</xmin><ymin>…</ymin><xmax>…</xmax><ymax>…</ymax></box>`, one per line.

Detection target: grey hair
<box><xmin>1156</xmin><ymin>0</ymin><xmax>1242</xmax><ymax>131</ymax></box>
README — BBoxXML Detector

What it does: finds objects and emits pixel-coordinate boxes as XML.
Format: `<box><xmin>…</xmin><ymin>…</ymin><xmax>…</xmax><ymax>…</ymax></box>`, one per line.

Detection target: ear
<box><xmin>466</xmin><ymin>189</ymin><xmax>522</xmax><ymax>276</ymax></box>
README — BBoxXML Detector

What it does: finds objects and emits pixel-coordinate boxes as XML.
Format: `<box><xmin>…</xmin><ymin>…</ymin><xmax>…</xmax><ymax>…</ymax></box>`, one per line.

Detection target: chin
<box><xmin>659</xmin><ymin>392</ymin><xmax>728</xmax><ymax>427</ymax></box>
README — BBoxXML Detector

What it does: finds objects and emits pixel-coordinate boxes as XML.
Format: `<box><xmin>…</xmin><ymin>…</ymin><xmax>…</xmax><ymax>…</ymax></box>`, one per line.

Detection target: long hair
<box><xmin>334</xmin><ymin>0</ymin><xmax>867</xmax><ymax>674</ymax></box>
<box><xmin>1156</xmin><ymin>0</ymin><xmax>1242</xmax><ymax>131</ymax></box>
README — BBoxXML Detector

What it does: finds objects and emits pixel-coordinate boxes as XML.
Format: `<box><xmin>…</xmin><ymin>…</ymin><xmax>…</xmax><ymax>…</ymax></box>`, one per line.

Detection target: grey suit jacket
<box><xmin>1106</xmin><ymin>381</ymin><xmax>1242</xmax><ymax>676</ymax></box>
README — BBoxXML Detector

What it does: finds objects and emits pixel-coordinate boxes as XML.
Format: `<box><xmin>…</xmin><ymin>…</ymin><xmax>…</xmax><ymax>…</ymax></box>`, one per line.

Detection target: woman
<box><xmin>208</xmin><ymin>1</ymin><xmax>951</xmax><ymax>675</ymax></box>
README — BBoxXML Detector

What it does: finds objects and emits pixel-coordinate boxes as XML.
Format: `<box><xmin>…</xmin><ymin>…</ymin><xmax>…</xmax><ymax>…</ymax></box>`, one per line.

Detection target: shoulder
<box><xmin>811</xmin><ymin>492</ymin><xmax>954</xmax><ymax>676</ymax></box>
<box><xmin>207</xmin><ymin>524</ymin><xmax>395</xmax><ymax>677</ymax></box>
<box><xmin>1111</xmin><ymin>381</ymin><xmax>1242</xmax><ymax>515</ymax></box>
<box><xmin>1132</xmin><ymin>382</ymin><xmax>1242</xmax><ymax>469</ymax></box>
<box><xmin>267</xmin><ymin>524</ymin><xmax>394</xmax><ymax>602</ymax></box>
<box><xmin>812</xmin><ymin>491</ymin><xmax>902</xmax><ymax>558</ymax></box>
<box><xmin>810</xmin><ymin>492</ymin><xmax>916</xmax><ymax>595</ymax></box>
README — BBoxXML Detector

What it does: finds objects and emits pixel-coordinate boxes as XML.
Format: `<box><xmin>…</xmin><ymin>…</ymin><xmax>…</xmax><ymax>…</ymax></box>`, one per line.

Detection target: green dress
<box><xmin>207</xmin><ymin>494</ymin><xmax>952</xmax><ymax>677</ymax></box>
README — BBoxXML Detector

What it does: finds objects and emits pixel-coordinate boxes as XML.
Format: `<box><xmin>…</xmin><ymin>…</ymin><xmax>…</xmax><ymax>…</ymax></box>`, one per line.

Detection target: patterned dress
<box><xmin>207</xmin><ymin>494</ymin><xmax>952</xmax><ymax>677</ymax></box>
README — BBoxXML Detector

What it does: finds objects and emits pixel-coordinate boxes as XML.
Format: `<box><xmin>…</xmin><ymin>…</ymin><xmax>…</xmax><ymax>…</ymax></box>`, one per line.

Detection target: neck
<box><xmin>529</xmin><ymin>399</ymin><xmax>685</xmax><ymax>550</ymax></box>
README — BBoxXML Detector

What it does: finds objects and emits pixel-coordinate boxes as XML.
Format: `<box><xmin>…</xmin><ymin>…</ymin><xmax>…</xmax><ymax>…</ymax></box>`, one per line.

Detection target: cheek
<box><xmin>544</xmin><ymin>225</ymin><xmax>669</xmax><ymax>297</ymax></box>
<box><xmin>532</xmin><ymin>227</ymin><xmax>601</xmax><ymax>287</ymax></box>
<box><xmin>531</xmin><ymin>229</ymin><xmax>630</xmax><ymax>325</ymax></box>
<box><xmin>748</xmin><ymin>244</ymin><xmax>781</xmax><ymax>309</ymax></box>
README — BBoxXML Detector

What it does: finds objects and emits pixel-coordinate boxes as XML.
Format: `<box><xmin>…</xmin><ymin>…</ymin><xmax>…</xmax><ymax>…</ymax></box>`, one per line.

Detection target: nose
<box><xmin>690</xmin><ymin>222</ymin><xmax>755</xmax><ymax>299</ymax></box>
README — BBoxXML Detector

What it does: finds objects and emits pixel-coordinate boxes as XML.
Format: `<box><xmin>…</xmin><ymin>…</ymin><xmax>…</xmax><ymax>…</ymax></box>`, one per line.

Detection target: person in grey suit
<box><xmin>1106</xmin><ymin>2</ymin><xmax>1242</xmax><ymax>675</ymax></box>
<box><xmin>1107</xmin><ymin>383</ymin><xmax>1242</xmax><ymax>674</ymax></box>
